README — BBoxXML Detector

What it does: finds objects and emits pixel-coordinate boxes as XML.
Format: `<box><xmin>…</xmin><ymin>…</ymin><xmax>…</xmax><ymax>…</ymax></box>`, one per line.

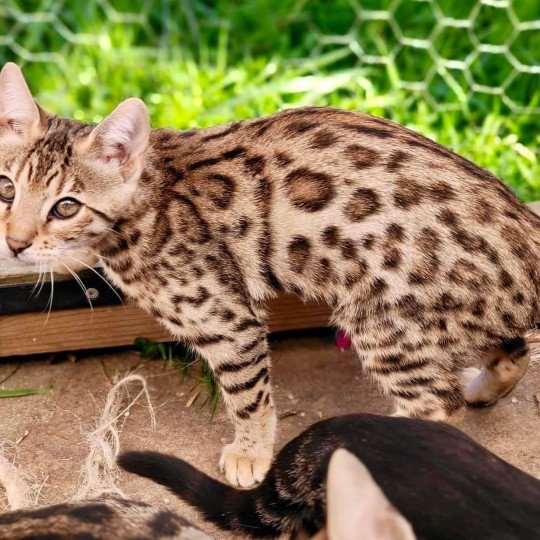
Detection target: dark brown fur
<box><xmin>119</xmin><ymin>414</ymin><xmax>540</xmax><ymax>539</ymax></box>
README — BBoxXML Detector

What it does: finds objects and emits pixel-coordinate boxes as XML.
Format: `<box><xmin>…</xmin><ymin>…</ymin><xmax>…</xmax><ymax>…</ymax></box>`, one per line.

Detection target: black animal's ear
<box><xmin>325</xmin><ymin>449</ymin><xmax>416</xmax><ymax>540</ymax></box>
<box><xmin>76</xmin><ymin>97</ymin><xmax>150</xmax><ymax>181</ymax></box>
<box><xmin>0</xmin><ymin>63</ymin><xmax>42</xmax><ymax>141</ymax></box>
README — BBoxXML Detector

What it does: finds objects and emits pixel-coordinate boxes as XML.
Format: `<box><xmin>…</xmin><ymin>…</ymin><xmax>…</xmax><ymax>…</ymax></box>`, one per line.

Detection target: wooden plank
<box><xmin>0</xmin><ymin>296</ymin><xmax>332</xmax><ymax>358</ymax></box>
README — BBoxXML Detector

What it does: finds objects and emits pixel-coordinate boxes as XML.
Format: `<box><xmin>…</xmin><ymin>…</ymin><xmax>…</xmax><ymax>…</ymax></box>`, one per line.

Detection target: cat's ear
<box><xmin>78</xmin><ymin>97</ymin><xmax>150</xmax><ymax>180</ymax></box>
<box><xmin>325</xmin><ymin>449</ymin><xmax>415</xmax><ymax>540</ymax></box>
<box><xmin>0</xmin><ymin>63</ymin><xmax>42</xmax><ymax>140</ymax></box>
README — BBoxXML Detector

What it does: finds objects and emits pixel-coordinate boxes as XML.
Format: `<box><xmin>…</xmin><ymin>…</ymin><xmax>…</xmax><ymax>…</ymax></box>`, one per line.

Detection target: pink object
<box><xmin>336</xmin><ymin>330</ymin><xmax>352</xmax><ymax>350</ymax></box>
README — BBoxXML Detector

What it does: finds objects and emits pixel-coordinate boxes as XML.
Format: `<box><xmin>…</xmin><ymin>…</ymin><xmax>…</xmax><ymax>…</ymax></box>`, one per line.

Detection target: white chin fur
<box><xmin>0</xmin><ymin>254</ymin><xmax>36</xmax><ymax>276</ymax></box>
<box><xmin>52</xmin><ymin>250</ymin><xmax>99</xmax><ymax>274</ymax></box>
<box><xmin>0</xmin><ymin>236</ymin><xmax>12</xmax><ymax>260</ymax></box>
<box><xmin>0</xmin><ymin>245</ymin><xmax>98</xmax><ymax>276</ymax></box>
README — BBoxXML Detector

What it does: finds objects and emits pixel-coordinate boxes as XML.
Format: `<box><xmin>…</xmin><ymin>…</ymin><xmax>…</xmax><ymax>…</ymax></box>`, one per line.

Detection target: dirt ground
<box><xmin>1</xmin><ymin>330</ymin><xmax>539</xmax><ymax>538</ymax></box>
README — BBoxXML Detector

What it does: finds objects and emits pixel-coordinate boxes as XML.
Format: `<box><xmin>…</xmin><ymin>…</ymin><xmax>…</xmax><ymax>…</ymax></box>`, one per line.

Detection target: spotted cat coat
<box><xmin>0</xmin><ymin>63</ymin><xmax>537</xmax><ymax>486</ymax></box>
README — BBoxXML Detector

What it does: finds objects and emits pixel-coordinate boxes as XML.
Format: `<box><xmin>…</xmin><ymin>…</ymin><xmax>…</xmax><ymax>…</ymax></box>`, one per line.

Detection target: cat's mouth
<box><xmin>7</xmin><ymin>247</ymin><xmax>99</xmax><ymax>276</ymax></box>
<box><xmin>0</xmin><ymin>243</ymin><xmax>33</xmax><ymax>265</ymax></box>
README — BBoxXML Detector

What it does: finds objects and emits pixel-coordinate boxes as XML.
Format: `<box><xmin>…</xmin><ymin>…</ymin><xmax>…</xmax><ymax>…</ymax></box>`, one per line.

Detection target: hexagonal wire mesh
<box><xmin>304</xmin><ymin>0</ymin><xmax>540</xmax><ymax>113</ymax></box>
<box><xmin>0</xmin><ymin>0</ymin><xmax>539</xmax><ymax>114</ymax></box>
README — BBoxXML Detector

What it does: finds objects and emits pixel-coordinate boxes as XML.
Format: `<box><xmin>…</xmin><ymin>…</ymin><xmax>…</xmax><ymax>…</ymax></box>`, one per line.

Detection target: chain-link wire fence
<box><xmin>1</xmin><ymin>0</ymin><xmax>539</xmax><ymax>115</ymax></box>
<box><xmin>304</xmin><ymin>0</ymin><xmax>540</xmax><ymax>114</ymax></box>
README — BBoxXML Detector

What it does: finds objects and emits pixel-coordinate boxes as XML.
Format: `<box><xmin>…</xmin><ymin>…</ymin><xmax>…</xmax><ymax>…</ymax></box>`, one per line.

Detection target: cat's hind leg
<box><xmin>462</xmin><ymin>336</ymin><xmax>529</xmax><ymax>407</ymax></box>
<box><xmin>365</xmin><ymin>348</ymin><xmax>464</xmax><ymax>422</ymax></box>
<box><xmin>342</xmin><ymin>309</ymin><xmax>465</xmax><ymax>421</ymax></box>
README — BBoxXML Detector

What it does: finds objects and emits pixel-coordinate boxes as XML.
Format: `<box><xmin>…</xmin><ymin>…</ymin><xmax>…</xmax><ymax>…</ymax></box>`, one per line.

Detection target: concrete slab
<box><xmin>1</xmin><ymin>331</ymin><xmax>539</xmax><ymax>538</ymax></box>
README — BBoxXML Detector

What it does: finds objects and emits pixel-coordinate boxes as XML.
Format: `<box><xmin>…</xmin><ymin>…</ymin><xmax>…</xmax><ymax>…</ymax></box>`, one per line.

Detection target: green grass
<box><xmin>24</xmin><ymin>43</ymin><xmax>540</xmax><ymax>201</ymax></box>
<box><xmin>0</xmin><ymin>388</ymin><xmax>51</xmax><ymax>398</ymax></box>
<box><xmin>134</xmin><ymin>337</ymin><xmax>221</xmax><ymax>416</ymax></box>
<box><xmin>1</xmin><ymin>0</ymin><xmax>540</xmax><ymax>198</ymax></box>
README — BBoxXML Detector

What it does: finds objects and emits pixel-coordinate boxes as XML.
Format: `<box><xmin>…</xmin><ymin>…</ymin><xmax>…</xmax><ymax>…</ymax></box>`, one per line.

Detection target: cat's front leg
<box><xmin>192</xmin><ymin>320</ymin><xmax>276</xmax><ymax>487</ymax></box>
<box><xmin>143</xmin><ymin>259</ymin><xmax>277</xmax><ymax>487</ymax></box>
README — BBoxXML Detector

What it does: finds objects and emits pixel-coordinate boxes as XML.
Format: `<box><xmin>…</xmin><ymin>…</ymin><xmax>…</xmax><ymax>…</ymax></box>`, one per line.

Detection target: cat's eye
<box><xmin>52</xmin><ymin>198</ymin><xmax>81</xmax><ymax>219</ymax></box>
<box><xmin>0</xmin><ymin>176</ymin><xmax>15</xmax><ymax>203</ymax></box>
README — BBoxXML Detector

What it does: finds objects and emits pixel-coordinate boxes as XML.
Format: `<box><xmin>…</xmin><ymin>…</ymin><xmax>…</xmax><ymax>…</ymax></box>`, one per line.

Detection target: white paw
<box><xmin>461</xmin><ymin>366</ymin><xmax>483</xmax><ymax>402</ymax></box>
<box><xmin>219</xmin><ymin>442</ymin><xmax>272</xmax><ymax>487</ymax></box>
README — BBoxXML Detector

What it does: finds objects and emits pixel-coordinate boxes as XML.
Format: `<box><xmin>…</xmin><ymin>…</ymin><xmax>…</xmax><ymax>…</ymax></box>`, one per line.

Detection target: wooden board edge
<box><xmin>0</xmin><ymin>295</ymin><xmax>332</xmax><ymax>358</ymax></box>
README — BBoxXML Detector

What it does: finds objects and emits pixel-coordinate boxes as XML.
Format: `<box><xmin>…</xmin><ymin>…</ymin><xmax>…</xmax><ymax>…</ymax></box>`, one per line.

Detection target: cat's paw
<box><xmin>461</xmin><ymin>366</ymin><xmax>484</xmax><ymax>401</ymax></box>
<box><xmin>461</xmin><ymin>366</ymin><xmax>491</xmax><ymax>405</ymax></box>
<box><xmin>219</xmin><ymin>442</ymin><xmax>272</xmax><ymax>487</ymax></box>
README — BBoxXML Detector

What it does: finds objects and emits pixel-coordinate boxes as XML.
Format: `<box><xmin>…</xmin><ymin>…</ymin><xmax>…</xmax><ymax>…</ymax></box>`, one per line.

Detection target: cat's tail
<box><xmin>461</xmin><ymin>336</ymin><xmax>529</xmax><ymax>407</ymax></box>
<box><xmin>117</xmin><ymin>451</ymin><xmax>281</xmax><ymax>538</ymax></box>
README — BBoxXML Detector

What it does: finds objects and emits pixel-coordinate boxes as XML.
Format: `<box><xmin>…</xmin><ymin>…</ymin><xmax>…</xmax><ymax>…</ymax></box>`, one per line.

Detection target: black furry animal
<box><xmin>119</xmin><ymin>414</ymin><xmax>540</xmax><ymax>539</ymax></box>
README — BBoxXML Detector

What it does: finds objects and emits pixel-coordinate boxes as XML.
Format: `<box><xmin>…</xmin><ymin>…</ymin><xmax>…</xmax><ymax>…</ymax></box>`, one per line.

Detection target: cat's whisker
<box><xmin>29</xmin><ymin>262</ymin><xmax>44</xmax><ymax>298</ymax></box>
<box><xmin>44</xmin><ymin>265</ymin><xmax>55</xmax><ymax>325</ymax></box>
<box><xmin>61</xmin><ymin>253</ymin><xmax>124</xmax><ymax>305</ymax></box>
<box><xmin>105</xmin><ymin>226</ymin><xmax>130</xmax><ymax>242</ymax></box>
<box><xmin>57</xmin><ymin>246</ymin><xmax>113</xmax><ymax>263</ymax></box>
<box><xmin>88</xmin><ymin>250</ymin><xmax>113</xmax><ymax>262</ymax></box>
<box><xmin>56</xmin><ymin>257</ymin><xmax>94</xmax><ymax>318</ymax></box>
<box><xmin>35</xmin><ymin>263</ymin><xmax>48</xmax><ymax>298</ymax></box>
<box><xmin>29</xmin><ymin>263</ymin><xmax>40</xmax><ymax>295</ymax></box>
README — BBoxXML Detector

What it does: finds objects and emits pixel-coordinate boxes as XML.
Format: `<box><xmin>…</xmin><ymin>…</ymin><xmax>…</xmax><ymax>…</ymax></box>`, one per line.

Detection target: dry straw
<box><xmin>0</xmin><ymin>443</ymin><xmax>41</xmax><ymax>511</ymax></box>
<box><xmin>1</xmin><ymin>374</ymin><xmax>156</xmax><ymax>510</ymax></box>
<box><xmin>73</xmin><ymin>373</ymin><xmax>156</xmax><ymax>500</ymax></box>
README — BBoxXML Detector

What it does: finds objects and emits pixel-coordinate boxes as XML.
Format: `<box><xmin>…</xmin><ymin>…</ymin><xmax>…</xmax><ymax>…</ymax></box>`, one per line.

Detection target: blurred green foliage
<box><xmin>0</xmin><ymin>0</ymin><xmax>539</xmax><ymax>199</ymax></box>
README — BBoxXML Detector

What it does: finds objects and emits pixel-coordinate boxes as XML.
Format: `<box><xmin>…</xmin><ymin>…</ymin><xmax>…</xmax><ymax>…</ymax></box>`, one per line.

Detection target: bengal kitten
<box><xmin>120</xmin><ymin>414</ymin><xmax>540</xmax><ymax>540</ymax></box>
<box><xmin>0</xmin><ymin>498</ymin><xmax>211</xmax><ymax>540</ymax></box>
<box><xmin>0</xmin><ymin>62</ymin><xmax>538</xmax><ymax>486</ymax></box>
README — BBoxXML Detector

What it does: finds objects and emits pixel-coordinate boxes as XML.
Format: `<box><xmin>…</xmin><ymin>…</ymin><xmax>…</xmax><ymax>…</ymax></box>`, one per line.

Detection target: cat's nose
<box><xmin>6</xmin><ymin>236</ymin><xmax>32</xmax><ymax>255</ymax></box>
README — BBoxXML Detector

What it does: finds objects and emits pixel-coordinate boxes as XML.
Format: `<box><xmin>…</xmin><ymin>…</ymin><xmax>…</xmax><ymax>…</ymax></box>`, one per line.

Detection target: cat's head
<box><xmin>311</xmin><ymin>449</ymin><xmax>416</xmax><ymax>540</ymax></box>
<box><xmin>0</xmin><ymin>63</ymin><xmax>150</xmax><ymax>274</ymax></box>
